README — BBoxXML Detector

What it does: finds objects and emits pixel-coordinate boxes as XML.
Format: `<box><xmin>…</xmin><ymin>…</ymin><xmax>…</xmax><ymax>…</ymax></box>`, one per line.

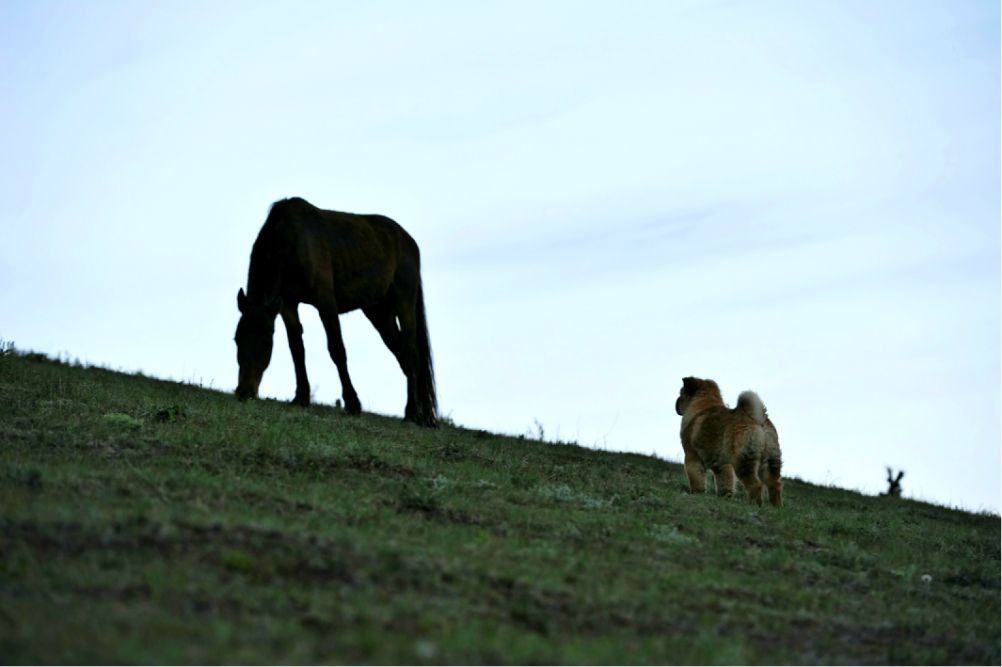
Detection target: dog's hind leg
<box><xmin>714</xmin><ymin>465</ymin><xmax>736</xmax><ymax>497</ymax></box>
<box><xmin>684</xmin><ymin>451</ymin><xmax>707</xmax><ymax>494</ymax></box>
<box><xmin>761</xmin><ymin>456</ymin><xmax>783</xmax><ymax>507</ymax></box>
<box><xmin>736</xmin><ymin>451</ymin><xmax>764</xmax><ymax>506</ymax></box>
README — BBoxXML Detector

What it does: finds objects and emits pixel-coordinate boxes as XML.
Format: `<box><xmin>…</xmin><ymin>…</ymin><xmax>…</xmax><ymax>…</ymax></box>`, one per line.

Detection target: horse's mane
<box><xmin>247</xmin><ymin>201</ymin><xmax>295</xmax><ymax>302</ymax></box>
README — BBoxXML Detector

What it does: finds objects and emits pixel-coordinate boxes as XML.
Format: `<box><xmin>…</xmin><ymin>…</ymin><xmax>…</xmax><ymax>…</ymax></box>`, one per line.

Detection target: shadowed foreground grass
<box><xmin>1</xmin><ymin>350</ymin><xmax>999</xmax><ymax>664</ymax></box>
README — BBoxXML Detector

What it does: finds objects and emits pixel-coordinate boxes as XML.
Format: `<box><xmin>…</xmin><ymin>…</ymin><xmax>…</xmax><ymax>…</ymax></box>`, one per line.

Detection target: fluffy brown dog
<box><xmin>675</xmin><ymin>377</ymin><xmax>783</xmax><ymax>507</ymax></box>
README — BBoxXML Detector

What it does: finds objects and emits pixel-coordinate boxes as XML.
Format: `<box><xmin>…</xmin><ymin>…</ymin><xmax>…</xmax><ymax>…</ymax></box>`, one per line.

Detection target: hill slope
<box><xmin>1</xmin><ymin>351</ymin><xmax>999</xmax><ymax>664</ymax></box>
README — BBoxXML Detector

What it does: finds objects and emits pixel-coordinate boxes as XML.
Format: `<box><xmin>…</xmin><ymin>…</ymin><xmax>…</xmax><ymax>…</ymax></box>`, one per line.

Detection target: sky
<box><xmin>1</xmin><ymin>1</ymin><xmax>999</xmax><ymax>512</ymax></box>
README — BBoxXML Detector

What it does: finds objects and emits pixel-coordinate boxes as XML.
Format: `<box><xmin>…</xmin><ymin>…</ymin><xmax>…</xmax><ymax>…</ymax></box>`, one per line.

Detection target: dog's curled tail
<box><xmin>736</xmin><ymin>390</ymin><xmax>767</xmax><ymax>425</ymax></box>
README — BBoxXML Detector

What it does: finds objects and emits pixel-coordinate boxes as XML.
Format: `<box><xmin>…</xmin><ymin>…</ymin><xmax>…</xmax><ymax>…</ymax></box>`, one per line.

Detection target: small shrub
<box><xmin>147</xmin><ymin>405</ymin><xmax>187</xmax><ymax>423</ymax></box>
<box><xmin>220</xmin><ymin>548</ymin><xmax>258</xmax><ymax>573</ymax></box>
<box><xmin>102</xmin><ymin>412</ymin><xmax>143</xmax><ymax>429</ymax></box>
<box><xmin>537</xmin><ymin>483</ymin><xmax>610</xmax><ymax>510</ymax></box>
<box><xmin>398</xmin><ymin>487</ymin><xmax>440</xmax><ymax>515</ymax></box>
<box><xmin>651</xmin><ymin>524</ymin><xmax>699</xmax><ymax>546</ymax></box>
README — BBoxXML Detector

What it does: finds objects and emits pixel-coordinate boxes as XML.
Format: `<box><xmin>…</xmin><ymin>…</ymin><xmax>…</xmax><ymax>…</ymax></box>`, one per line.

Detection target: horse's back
<box><xmin>267</xmin><ymin>197</ymin><xmax>410</xmax><ymax>250</ymax></box>
<box><xmin>262</xmin><ymin>198</ymin><xmax>418</xmax><ymax>310</ymax></box>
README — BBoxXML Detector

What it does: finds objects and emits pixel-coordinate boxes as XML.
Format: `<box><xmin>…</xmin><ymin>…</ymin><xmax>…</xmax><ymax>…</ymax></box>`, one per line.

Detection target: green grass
<box><xmin>1</xmin><ymin>349</ymin><xmax>998</xmax><ymax>664</ymax></box>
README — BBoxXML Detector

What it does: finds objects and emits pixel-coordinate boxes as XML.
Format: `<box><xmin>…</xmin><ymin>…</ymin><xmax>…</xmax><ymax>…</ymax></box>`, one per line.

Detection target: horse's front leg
<box><xmin>281</xmin><ymin>303</ymin><xmax>310</xmax><ymax>407</ymax></box>
<box><xmin>316</xmin><ymin>300</ymin><xmax>362</xmax><ymax>415</ymax></box>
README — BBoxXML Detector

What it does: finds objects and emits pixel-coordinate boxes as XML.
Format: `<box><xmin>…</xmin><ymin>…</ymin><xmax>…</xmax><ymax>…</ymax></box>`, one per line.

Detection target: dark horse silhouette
<box><xmin>234</xmin><ymin>197</ymin><xmax>437</xmax><ymax>427</ymax></box>
<box><xmin>882</xmin><ymin>467</ymin><xmax>904</xmax><ymax>497</ymax></box>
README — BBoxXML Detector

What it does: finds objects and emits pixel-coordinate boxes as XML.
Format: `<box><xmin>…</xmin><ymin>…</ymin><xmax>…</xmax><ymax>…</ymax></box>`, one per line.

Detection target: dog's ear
<box><xmin>682</xmin><ymin>377</ymin><xmax>700</xmax><ymax>395</ymax></box>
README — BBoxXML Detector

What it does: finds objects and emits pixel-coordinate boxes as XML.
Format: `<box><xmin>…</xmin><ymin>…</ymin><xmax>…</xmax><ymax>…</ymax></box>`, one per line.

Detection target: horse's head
<box><xmin>234</xmin><ymin>288</ymin><xmax>281</xmax><ymax>400</ymax></box>
<box><xmin>885</xmin><ymin>467</ymin><xmax>904</xmax><ymax>498</ymax></box>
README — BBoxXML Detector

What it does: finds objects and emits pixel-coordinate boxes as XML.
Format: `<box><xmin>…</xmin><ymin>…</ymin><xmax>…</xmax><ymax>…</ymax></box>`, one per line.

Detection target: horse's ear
<box><xmin>682</xmin><ymin>377</ymin><xmax>699</xmax><ymax>394</ymax></box>
<box><xmin>237</xmin><ymin>288</ymin><xmax>247</xmax><ymax>313</ymax></box>
<box><xmin>896</xmin><ymin>471</ymin><xmax>904</xmax><ymax>482</ymax></box>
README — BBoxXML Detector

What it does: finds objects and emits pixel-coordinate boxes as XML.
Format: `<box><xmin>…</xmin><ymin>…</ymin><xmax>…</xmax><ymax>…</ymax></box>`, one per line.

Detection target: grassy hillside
<box><xmin>1</xmin><ymin>349</ymin><xmax>999</xmax><ymax>665</ymax></box>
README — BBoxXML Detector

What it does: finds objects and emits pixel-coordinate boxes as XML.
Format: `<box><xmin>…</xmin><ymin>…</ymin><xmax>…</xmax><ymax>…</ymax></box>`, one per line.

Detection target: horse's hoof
<box><xmin>290</xmin><ymin>396</ymin><xmax>310</xmax><ymax>408</ymax></box>
<box><xmin>344</xmin><ymin>397</ymin><xmax>362</xmax><ymax>415</ymax></box>
<box><xmin>404</xmin><ymin>410</ymin><xmax>437</xmax><ymax>428</ymax></box>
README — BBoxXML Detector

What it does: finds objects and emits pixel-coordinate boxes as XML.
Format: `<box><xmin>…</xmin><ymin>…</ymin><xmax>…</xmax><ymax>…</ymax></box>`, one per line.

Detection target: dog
<box><xmin>675</xmin><ymin>376</ymin><xmax>783</xmax><ymax>507</ymax></box>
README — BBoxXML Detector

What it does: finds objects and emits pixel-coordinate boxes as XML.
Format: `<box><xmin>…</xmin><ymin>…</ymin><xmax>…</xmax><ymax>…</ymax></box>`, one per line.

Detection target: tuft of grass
<box><xmin>102</xmin><ymin>412</ymin><xmax>143</xmax><ymax>429</ymax></box>
<box><xmin>0</xmin><ymin>349</ymin><xmax>999</xmax><ymax>665</ymax></box>
<box><xmin>537</xmin><ymin>483</ymin><xmax>612</xmax><ymax>510</ymax></box>
<box><xmin>650</xmin><ymin>524</ymin><xmax>699</xmax><ymax>546</ymax></box>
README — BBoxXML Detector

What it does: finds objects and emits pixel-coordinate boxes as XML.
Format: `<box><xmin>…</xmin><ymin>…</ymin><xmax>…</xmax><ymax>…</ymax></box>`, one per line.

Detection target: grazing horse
<box><xmin>234</xmin><ymin>197</ymin><xmax>437</xmax><ymax>427</ymax></box>
<box><xmin>882</xmin><ymin>467</ymin><xmax>904</xmax><ymax>497</ymax></box>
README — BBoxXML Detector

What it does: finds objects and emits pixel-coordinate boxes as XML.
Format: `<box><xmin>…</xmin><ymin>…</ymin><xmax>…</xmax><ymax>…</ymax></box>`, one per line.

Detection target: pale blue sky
<box><xmin>2</xmin><ymin>1</ymin><xmax>999</xmax><ymax>511</ymax></box>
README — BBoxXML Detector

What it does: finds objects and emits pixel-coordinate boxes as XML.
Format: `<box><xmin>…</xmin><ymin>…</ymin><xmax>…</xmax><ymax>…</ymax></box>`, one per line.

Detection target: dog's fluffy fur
<box><xmin>675</xmin><ymin>377</ymin><xmax>783</xmax><ymax>507</ymax></box>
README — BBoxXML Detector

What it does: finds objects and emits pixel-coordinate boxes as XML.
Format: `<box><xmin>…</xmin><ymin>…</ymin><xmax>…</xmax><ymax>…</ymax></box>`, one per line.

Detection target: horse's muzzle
<box><xmin>235</xmin><ymin>385</ymin><xmax>258</xmax><ymax>401</ymax></box>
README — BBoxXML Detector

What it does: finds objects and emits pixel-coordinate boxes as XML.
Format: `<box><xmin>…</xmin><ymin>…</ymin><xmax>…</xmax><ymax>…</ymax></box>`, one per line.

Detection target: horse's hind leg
<box><xmin>363</xmin><ymin>301</ymin><xmax>405</xmax><ymax>373</ymax></box>
<box><xmin>316</xmin><ymin>300</ymin><xmax>361</xmax><ymax>415</ymax></box>
<box><xmin>280</xmin><ymin>303</ymin><xmax>310</xmax><ymax>407</ymax></box>
<box><xmin>390</xmin><ymin>291</ymin><xmax>422</xmax><ymax>424</ymax></box>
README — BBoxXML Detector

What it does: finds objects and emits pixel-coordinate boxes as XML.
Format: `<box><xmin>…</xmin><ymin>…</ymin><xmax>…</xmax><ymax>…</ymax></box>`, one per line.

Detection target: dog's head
<box><xmin>675</xmin><ymin>376</ymin><xmax>723</xmax><ymax>416</ymax></box>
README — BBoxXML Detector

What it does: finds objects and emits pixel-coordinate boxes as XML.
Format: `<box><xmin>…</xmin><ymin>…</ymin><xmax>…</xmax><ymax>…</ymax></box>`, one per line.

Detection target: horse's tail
<box><xmin>415</xmin><ymin>276</ymin><xmax>438</xmax><ymax>426</ymax></box>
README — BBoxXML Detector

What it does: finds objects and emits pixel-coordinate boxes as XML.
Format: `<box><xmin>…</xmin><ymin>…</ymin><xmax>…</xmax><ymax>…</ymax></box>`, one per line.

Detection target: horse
<box><xmin>882</xmin><ymin>467</ymin><xmax>904</xmax><ymax>497</ymax></box>
<box><xmin>234</xmin><ymin>197</ymin><xmax>437</xmax><ymax>427</ymax></box>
